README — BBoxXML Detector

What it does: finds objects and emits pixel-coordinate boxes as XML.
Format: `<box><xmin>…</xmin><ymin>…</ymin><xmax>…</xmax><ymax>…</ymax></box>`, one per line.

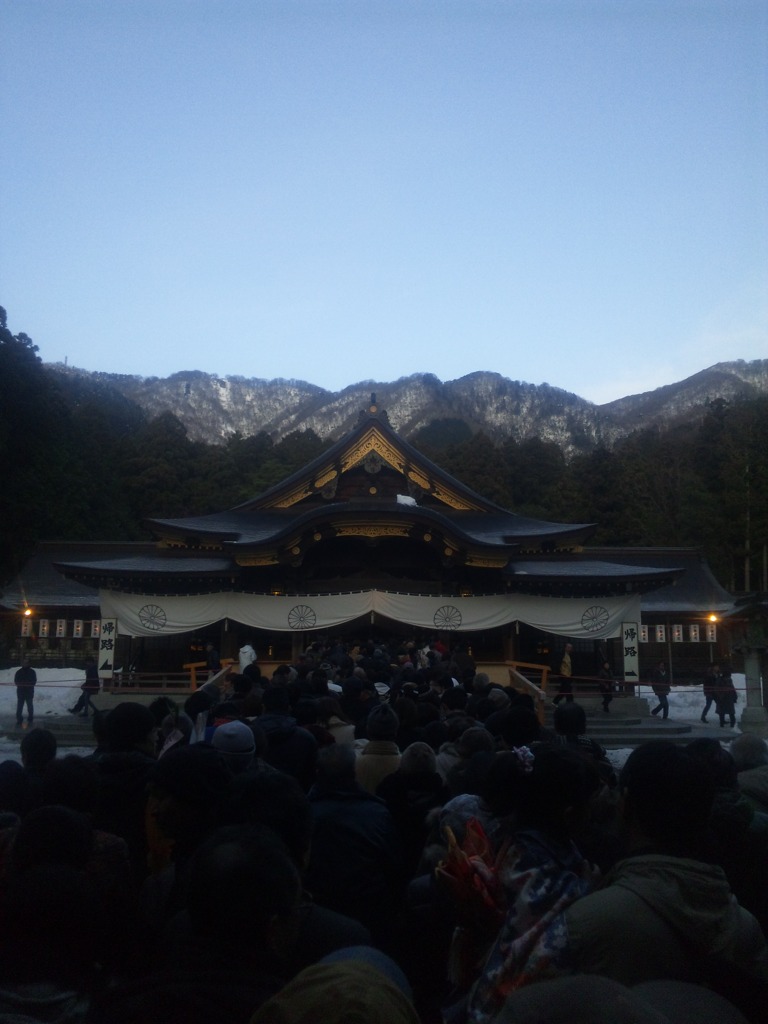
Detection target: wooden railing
<box><xmin>507</xmin><ymin>661</ymin><xmax>550</xmax><ymax>724</ymax></box>
<box><xmin>106</xmin><ymin>659</ymin><xmax>236</xmax><ymax>693</ymax></box>
<box><xmin>179</xmin><ymin>659</ymin><xmax>236</xmax><ymax>689</ymax></box>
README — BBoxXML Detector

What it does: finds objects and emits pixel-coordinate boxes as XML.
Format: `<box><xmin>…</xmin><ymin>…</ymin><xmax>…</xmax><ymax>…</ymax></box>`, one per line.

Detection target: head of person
<box><xmin>12</xmin><ymin>804</ymin><xmax>93</xmax><ymax>874</ymax></box>
<box><xmin>619</xmin><ymin>740</ymin><xmax>715</xmax><ymax>857</ymax></box>
<box><xmin>316</xmin><ymin>695</ymin><xmax>348</xmax><ymax>724</ymax></box>
<box><xmin>222</xmin><ymin>770</ymin><xmax>313</xmax><ymax>869</ymax></box>
<box><xmin>243</xmin><ymin>661</ymin><xmax>262</xmax><ymax>685</ymax></box>
<box><xmin>400</xmin><ymin>741</ymin><xmax>437</xmax><ymax>775</ymax></box>
<box><xmin>729</xmin><ymin>733</ymin><xmax>768</xmax><ymax>771</ymax></box>
<box><xmin>686</xmin><ymin>737</ymin><xmax>738</xmax><ymax>790</ymax></box>
<box><xmin>147</xmin><ymin>696</ymin><xmax>178</xmax><ymax>727</ymax></box>
<box><xmin>105</xmin><ymin>702</ymin><xmax>157</xmax><ymax>755</ymax></box>
<box><xmin>149</xmin><ymin>743</ymin><xmax>232</xmax><ymax>844</ymax></box>
<box><xmin>481</xmin><ymin>750</ymin><xmax>533</xmax><ymax>820</ymax></box>
<box><xmin>185</xmin><ymin>824</ymin><xmax>302</xmax><ymax>965</ymax></box>
<box><xmin>472</xmin><ymin>671</ymin><xmax>491</xmax><ymax>693</ymax></box>
<box><xmin>158</xmin><ymin>709</ymin><xmax>194</xmax><ymax>750</ymax></box>
<box><xmin>441</xmin><ymin>686</ymin><xmax>468</xmax><ymax>712</ymax></box>
<box><xmin>485</xmin><ymin>686</ymin><xmax>511</xmax><ymax>712</ymax></box>
<box><xmin>262</xmin><ymin>685</ymin><xmax>292</xmax><ymax>715</ymax></box>
<box><xmin>20</xmin><ymin>728</ymin><xmax>57</xmax><ymax>770</ymax></box>
<box><xmin>517</xmin><ymin>744</ymin><xmax>601</xmax><ymax>838</ymax></box>
<box><xmin>492</xmin><ymin>974</ymin><xmax>733</xmax><ymax>1024</ymax></box>
<box><xmin>444</xmin><ymin>714</ymin><xmax>476</xmax><ymax>743</ymax></box>
<box><xmin>457</xmin><ymin>726</ymin><xmax>495</xmax><ymax>760</ymax></box>
<box><xmin>314</xmin><ymin>742</ymin><xmax>357</xmax><ymax>790</ymax></box>
<box><xmin>501</xmin><ymin>706</ymin><xmax>541</xmax><ymax>748</ymax></box>
<box><xmin>37</xmin><ymin>754</ymin><xmax>100</xmax><ymax>814</ymax></box>
<box><xmin>211</xmin><ymin>719</ymin><xmax>257</xmax><ymax>774</ymax></box>
<box><xmin>366</xmin><ymin>704</ymin><xmax>399</xmax><ymax>742</ymax></box>
<box><xmin>293</xmin><ymin>698</ymin><xmax>319</xmax><ymax>727</ymax></box>
<box><xmin>251</xmin><ymin>959</ymin><xmax>420</xmax><ymax>1024</ymax></box>
<box><xmin>553</xmin><ymin>702</ymin><xmax>588</xmax><ymax>738</ymax></box>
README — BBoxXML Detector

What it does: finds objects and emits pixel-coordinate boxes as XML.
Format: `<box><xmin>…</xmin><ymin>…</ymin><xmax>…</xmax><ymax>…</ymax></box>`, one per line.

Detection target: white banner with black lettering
<box><xmin>100</xmin><ymin>589</ymin><xmax>641</xmax><ymax>640</ymax></box>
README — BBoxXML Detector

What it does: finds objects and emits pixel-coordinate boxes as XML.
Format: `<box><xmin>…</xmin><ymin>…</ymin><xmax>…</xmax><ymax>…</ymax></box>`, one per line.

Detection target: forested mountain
<box><xmin>45</xmin><ymin>359</ymin><xmax>768</xmax><ymax>457</ymax></box>
<box><xmin>2</xmin><ymin>306</ymin><xmax>767</xmax><ymax>595</ymax></box>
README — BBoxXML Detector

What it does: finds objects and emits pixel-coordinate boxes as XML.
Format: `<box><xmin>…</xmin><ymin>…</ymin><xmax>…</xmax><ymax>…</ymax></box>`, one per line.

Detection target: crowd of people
<box><xmin>1</xmin><ymin>635</ymin><xmax>767</xmax><ymax>1024</ymax></box>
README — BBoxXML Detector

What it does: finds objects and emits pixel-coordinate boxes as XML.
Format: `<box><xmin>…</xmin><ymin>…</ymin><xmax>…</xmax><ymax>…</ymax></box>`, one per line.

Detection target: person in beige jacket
<box><xmin>355</xmin><ymin>704</ymin><xmax>401</xmax><ymax>794</ymax></box>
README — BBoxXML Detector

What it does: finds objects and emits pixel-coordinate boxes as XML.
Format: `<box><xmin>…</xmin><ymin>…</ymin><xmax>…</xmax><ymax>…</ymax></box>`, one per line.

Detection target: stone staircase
<box><xmin>1</xmin><ymin>692</ymin><xmax>740</xmax><ymax>753</ymax></box>
<box><xmin>0</xmin><ymin>690</ymin><xmax>172</xmax><ymax>750</ymax></box>
<box><xmin>543</xmin><ymin>695</ymin><xmax>739</xmax><ymax>748</ymax></box>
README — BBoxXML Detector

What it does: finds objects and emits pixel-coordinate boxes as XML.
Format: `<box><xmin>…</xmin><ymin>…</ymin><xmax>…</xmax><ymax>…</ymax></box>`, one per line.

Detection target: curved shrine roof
<box><xmin>145</xmin><ymin>404</ymin><xmax>595</xmax><ymax>552</ymax></box>
<box><xmin>146</xmin><ymin>502</ymin><xmax>593</xmax><ymax>551</ymax></box>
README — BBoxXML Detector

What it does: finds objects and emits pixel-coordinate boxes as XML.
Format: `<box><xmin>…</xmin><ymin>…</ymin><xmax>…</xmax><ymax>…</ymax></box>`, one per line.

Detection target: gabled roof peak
<box><xmin>356</xmin><ymin>394</ymin><xmax>390</xmax><ymax>426</ymax></box>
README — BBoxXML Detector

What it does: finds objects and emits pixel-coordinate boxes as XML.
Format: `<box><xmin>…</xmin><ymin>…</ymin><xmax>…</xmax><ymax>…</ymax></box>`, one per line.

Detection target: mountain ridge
<box><xmin>45</xmin><ymin>358</ymin><xmax>768</xmax><ymax>457</ymax></box>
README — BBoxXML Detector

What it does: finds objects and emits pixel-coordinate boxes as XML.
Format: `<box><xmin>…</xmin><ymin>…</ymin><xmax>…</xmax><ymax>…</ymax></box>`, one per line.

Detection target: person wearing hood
<box><xmin>477</xmin><ymin>740</ymin><xmax>768</xmax><ymax>1024</ymax></box>
<box><xmin>238</xmin><ymin>642</ymin><xmax>257</xmax><ymax>673</ymax></box>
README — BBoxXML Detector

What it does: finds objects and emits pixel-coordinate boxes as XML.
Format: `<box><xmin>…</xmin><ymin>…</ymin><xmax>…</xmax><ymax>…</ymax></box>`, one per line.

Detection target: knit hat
<box><xmin>486</xmin><ymin>686</ymin><xmax>511</xmax><ymax>710</ymax></box>
<box><xmin>212</xmin><ymin>720</ymin><xmax>256</xmax><ymax>772</ymax></box>
<box><xmin>366</xmin><ymin>703</ymin><xmax>399</xmax><ymax>741</ymax></box>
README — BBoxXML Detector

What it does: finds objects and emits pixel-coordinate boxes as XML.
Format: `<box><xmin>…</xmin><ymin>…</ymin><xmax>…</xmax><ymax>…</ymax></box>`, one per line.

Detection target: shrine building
<box><xmin>1</xmin><ymin>399</ymin><xmax>734</xmax><ymax>681</ymax></box>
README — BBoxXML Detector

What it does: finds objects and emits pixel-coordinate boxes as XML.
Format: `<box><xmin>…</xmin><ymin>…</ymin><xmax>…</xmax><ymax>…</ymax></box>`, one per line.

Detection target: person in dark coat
<box><xmin>259</xmin><ymin>686</ymin><xmax>318</xmax><ymax>791</ymax></box>
<box><xmin>92</xmin><ymin>825</ymin><xmax>301</xmax><ymax>1024</ymax></box>
<box><xmin>13</xmin><ymin>660</ymin><xmax>36</xmax><ymax>728</ymax></box>
<box><xmin>69</xmin><ymin>658</ymin><xmax>101</xmax><ymax>717</ymax></box>
<box><xmin>205</xmin><ymin>643</ymin><xmax>221</xmax><ymax>677</ymax></box>
<box><xmin>701</xmin><ymin>662</ymin><xmax>721</xmax><ymax>723</ymax></box>
<box><xmin>305</xmin><ymin>743</ymin><xmax>404</xmax><ymax>944</ymax></box>
<box><xmin>715</xmin><ymin>670</ymin><xmax>738</xmax><ymax>729</ymax></box>
<box><xmin>597</xmin><ymin>660</ymin><xmax>614</xmax><ymax>712</ymax></box>
<box><xmin>376</xmin><ymin>741</ymin><xmax>448</xmax><ymax>875</ymax></box>
<box><xmin>650</xmin><ymin>661</ymin><xmax>670</xmax><ymax>719</ymax></box>
<box><xmin>91</xmin><ymin>702</ymin><xmax>158</xmax><ymax>881</ymax></box>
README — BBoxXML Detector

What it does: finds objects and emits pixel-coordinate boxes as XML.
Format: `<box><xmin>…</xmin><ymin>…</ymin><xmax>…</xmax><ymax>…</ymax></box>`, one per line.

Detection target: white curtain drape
<box><xmin>100</xmin><ymin>589</ymin><xmax>641</xmax><ymax>640</ymax></box>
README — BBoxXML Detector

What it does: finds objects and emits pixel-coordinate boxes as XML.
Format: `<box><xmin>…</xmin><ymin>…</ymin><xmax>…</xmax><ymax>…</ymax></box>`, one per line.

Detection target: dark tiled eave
<box><xmin>147</xmin><ymin>503</ymin><xmax>595</xmax><ymax>551</ymax></box>
<box><xmin>504</xmin><ymin>558</ymin><xmax>683</xmax><ymax>597</ymax></box>
<box><xmin>585</xmin><ymin>547</ymin><xmax>734</xmax><ymax>614</ymax></box>
<box><xmin>53</xmin><ymin>555</ymin><xmax>238</xmax><ymax>588</ymax></box>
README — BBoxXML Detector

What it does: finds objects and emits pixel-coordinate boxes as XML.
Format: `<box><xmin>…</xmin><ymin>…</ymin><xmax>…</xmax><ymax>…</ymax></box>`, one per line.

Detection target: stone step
<box><xmin>599</xmin><ymin>722</ymin><xmax>740</xmax><ymax>749</ymax></box>
<box><xmin>0</xmin><ymin>692</ymin><xmax>165</xmax><ymax>749</ymax></box>
<box><xmin>1</xmin><ymin>700</ymin><xmax>741</xmax><ymax>753</ymax></box>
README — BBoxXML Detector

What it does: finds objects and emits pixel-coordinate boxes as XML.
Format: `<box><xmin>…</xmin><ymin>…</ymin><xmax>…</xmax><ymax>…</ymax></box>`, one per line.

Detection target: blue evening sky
<box><xmin>2</xmin><ymin>0</ymin><xmax>766</xmax><ymax>404</ymax></box>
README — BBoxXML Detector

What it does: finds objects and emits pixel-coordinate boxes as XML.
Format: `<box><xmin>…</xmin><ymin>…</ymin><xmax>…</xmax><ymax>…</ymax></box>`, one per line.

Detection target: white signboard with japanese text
<box><xmin>622</xmin><ymin>622</ymin><xmax>640</xmax><ymax>683</ymax></box>
<box><xmin>98</xmin><ymin>618</ymin><xmax>118</xmax><ymax>677</ymax></box>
